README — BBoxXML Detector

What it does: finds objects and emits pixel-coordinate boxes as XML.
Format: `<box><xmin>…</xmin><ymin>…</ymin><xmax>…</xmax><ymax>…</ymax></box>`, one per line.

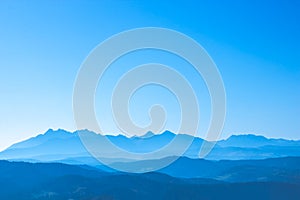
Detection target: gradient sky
<box><xmin>0</xmin><ymin>0</ymin><xmax>299</xmax><ymax>151</ymax></box>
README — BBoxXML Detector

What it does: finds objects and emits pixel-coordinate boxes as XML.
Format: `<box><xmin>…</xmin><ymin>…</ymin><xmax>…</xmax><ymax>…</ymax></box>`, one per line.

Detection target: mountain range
<box><xmin>1</xmin><ymin>129</ymin><xmax>300</xmax><ymax>166</ymax></box>
<box><xmin>1</xmin><ymin>129</ymin><xmax>300</xmax><ymax>199</ymax></box>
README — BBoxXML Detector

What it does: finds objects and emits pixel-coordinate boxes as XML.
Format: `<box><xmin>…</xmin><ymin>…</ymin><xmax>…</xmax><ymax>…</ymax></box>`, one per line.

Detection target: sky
<box><xmin>0</xmin><ymin>0</ymin><xmax>299</xmax><ymax>151</ymax></box>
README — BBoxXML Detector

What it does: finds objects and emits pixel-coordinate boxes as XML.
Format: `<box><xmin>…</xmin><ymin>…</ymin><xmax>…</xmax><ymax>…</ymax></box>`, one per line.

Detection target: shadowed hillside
<box><xmin>0</xmin><ymin>160</ymin><xmax>299</xmax><ymax>200</ymax></box>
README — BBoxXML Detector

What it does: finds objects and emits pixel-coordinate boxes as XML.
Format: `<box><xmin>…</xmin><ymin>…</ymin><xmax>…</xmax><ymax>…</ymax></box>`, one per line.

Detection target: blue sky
<box><xmin>0</xmin><ymin>0</ymin><xmax>299</xmax><ymax>150</ymax></box>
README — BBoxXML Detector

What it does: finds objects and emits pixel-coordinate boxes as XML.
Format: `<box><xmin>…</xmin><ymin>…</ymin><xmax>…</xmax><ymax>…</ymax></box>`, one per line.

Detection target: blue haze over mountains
<box><xmin>1</xmin><ymin>129</ymin><xmax>299</xmax><ymax>165</ymax></box>
<box><xmin>1</xmin><ymin>129</ymin><xmax>300</xmax><ymax>199</ymax></box>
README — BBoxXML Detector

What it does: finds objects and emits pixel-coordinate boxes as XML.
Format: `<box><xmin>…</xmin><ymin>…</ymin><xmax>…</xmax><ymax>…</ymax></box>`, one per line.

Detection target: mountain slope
<box><xmin>107</xmin><ymin>156</ymin><xmax>300</xmax><ymax>183</ymax></box>
<box><xmin>158</xmin><ymin>156</ymin><xmax>300</xmax><ymax>182</ymax></box>
<box><xmin>0</xmin><ymin>160</ymin><xmax>299</xmax><ymax>200</ymax></box>
<box><xmin>1</xmin><ymin>129</ymin><xmax>300</xmax><ymax>163</ymax></box>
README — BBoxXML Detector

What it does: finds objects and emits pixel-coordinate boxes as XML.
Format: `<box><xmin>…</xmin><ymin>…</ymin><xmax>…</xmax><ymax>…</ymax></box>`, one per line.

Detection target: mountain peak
<box><xmin>44</xmin><ymin>128</ymin><xmax>54</xmax><ymax>134</ymax></box>
<box><xmin>141</xmin><ymin>131</ymin><xmax>155</xmax><ymax>138</ymax></box>
<box><xmin>160</xmin><ymin>130</ymin><xmax>176</xmax><ymax>136</ymax></box>
<box><xmin>44</xmin><ymin>128</ymin><xmax>72</xmax><ymax>136</ymax></box>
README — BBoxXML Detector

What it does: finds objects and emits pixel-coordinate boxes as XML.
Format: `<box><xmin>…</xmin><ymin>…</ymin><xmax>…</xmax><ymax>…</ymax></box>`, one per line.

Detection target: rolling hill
<box><xmin>0</xmin><ymin>160</ymin><xmax>299</xmax><ymax>200</ymax></box>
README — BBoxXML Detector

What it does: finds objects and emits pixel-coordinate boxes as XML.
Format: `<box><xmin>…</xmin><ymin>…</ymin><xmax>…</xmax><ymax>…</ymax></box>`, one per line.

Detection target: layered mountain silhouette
<box><xmin>1</xmin><ymin>159</ymin><xmax>300</xmax><ymax>200</ymax></box>
<box><xmin>1</xmin><ymin>129</ymin><xmax>300</xmax><ymax>199</ymax></box>
<box><xmin>1</xmin><ymin>129</ymin><xmax>300</xmax><ymax>166</ymax></box>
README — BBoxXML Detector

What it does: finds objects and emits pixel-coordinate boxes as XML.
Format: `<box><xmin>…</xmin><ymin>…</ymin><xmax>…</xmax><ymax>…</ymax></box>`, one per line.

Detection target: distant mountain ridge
<box><xmin>0</xmin><ymin>129</ymin><xmax>300</xmax><ymax>165</ymax></box>
<box><xmin>217</xmin><ymin>134</ymin><xmax>300</xmax><ymax>148</ymax></box>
